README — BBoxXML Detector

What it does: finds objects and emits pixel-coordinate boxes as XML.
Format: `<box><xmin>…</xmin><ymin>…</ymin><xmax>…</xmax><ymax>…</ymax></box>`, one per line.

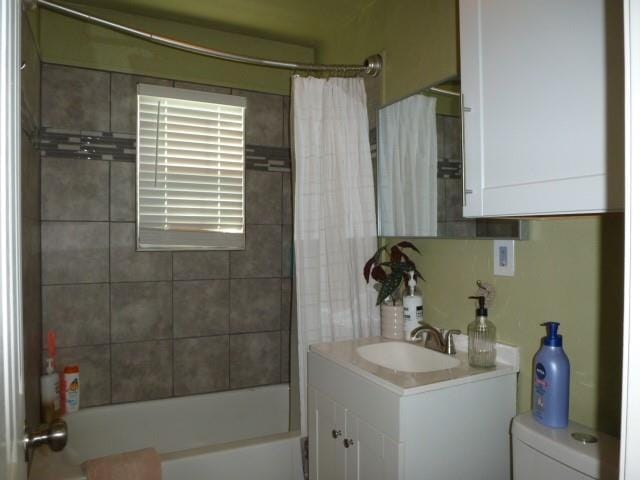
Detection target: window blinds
<box><xmin>136</xmin><ymin>84</ymin><xmax>246</xmax><ymax>250</ymax></box>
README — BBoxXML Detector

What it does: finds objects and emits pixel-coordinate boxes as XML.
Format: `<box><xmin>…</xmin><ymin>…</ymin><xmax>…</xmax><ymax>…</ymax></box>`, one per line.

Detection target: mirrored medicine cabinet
<box><xmin>375</xmin><ymin>77</ymin><xmax>527</xmax><ymax>240</ymax></box>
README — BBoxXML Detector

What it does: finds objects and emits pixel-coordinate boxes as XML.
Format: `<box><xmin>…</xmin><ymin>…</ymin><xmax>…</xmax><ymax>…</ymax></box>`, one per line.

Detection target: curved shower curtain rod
<box><xmin>30</xmin><ymin>0</ymin><xmax>383</xmax><ymax>77</ymax></box>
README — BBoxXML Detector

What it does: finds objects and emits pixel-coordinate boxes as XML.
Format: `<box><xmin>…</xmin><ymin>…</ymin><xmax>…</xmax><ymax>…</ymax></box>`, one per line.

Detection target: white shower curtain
<box><xmin>378</xmin><ymin>94</ymin><xmax>438</xmax><ymax>236</ymax></box>
<box><xmin>292</xmin><ymin>77</ymin><xmax>378</xmax><ymax>435</ymax></box>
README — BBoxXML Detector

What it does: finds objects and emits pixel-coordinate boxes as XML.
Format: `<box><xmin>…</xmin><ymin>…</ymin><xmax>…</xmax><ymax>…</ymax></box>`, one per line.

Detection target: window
<box><xmin>136</xmin><ymin>84</ymin><xmax>246</xmax><ymax>250</ymax></box>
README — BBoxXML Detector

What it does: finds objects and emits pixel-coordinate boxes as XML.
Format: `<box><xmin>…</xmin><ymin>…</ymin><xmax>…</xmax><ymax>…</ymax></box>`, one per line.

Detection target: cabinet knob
<box><xmin>343</xmin><ymin>438</ymin><xmax>354</xmax><ymax>448</ymax></box>
<box><xmin>331</xmin><ymin>429</ymin><xmax>342</xmax><ymax>439</ymax></box>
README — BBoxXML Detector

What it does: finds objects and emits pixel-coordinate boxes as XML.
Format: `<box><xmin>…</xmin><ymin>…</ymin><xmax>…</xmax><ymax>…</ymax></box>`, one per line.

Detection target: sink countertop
<box><xmin>309</xmin><ymin>335</ymin><xmax>520</xmax><ymax>397</ymax></box>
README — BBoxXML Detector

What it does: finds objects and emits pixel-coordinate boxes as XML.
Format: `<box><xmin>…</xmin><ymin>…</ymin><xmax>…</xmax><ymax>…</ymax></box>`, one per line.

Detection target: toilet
<box><xmin>511</xmin><ymin>412</ymin><xmax>619</xmax><ymax>480</ymax></box>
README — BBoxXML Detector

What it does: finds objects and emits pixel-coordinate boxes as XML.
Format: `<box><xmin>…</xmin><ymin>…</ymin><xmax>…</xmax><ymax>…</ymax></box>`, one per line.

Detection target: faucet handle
<box><xmin>444</xmin><ymin>329</ymin><xmax>462</xmax><ymax>355</ymax></box>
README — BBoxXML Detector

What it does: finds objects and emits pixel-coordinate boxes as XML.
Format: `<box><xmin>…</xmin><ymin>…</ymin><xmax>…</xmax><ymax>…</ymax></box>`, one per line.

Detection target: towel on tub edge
<box><xmin>82</xmin><ymin>447</ymin><xmax>161</xmax><ymax>480</ymax></box>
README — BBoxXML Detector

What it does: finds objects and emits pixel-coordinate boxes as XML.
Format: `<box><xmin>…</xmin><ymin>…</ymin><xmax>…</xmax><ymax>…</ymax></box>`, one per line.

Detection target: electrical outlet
<box><xmin>494</xmin><ymin>240</ymin><xmax>515</xmax><ymax>276</ymax></box>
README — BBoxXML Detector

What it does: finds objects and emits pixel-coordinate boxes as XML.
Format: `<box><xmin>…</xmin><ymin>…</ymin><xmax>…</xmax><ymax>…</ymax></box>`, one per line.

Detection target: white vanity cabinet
<box><xmin>308</xmin><ymin>387</ymin><xmax>402</xmax><ymax>480</ymax></box>
<box><xmin>459</xmin><ymin>0</ymin><xmax>624</xmax><ymax>217</ymax></box>
<box><xmin>307</xmin><ymin>338</ymin><xmax>519</xmax><ymax>480</ymax></box>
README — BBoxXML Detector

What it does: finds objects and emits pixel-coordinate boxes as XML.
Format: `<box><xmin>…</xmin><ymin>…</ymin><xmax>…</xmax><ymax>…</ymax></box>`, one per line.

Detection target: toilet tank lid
<box><xmin>511</xmin><ymin>412</ymin><xmax>619</xmax><ymax>478</ymax></box>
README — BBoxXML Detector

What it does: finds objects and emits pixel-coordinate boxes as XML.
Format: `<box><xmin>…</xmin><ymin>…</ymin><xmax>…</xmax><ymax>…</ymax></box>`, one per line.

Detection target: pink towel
<box><xmin>83</xmin><ymin>448</ymin><xmax>161</xmax><ymax>480</ymax></box>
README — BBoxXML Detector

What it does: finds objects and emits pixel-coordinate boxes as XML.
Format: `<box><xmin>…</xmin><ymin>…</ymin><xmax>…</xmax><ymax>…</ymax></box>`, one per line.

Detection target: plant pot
<box><xmin>380</xmin><ymin>304</ymin><xmax>404</xmax><ymax>340</ymax></box>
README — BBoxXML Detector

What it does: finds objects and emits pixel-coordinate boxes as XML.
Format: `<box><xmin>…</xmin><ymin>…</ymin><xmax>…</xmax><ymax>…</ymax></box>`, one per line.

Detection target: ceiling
<box><xmin>74</xmin><ymin>0</ymin><xmax>379</xmax><ymax>48</ymax></box>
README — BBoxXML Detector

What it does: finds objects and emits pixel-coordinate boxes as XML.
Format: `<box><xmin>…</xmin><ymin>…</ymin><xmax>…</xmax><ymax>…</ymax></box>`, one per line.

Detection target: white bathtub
<box><xmin>31</xmin><ymin>384</ymin><xmax>304</xmax><ymax>480</ymax></box>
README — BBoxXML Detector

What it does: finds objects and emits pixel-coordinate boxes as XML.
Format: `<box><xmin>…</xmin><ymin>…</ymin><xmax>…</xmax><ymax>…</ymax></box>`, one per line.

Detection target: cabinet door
<box><xmin>308</xmin><ymin>387</ymin><xmax>347</xmax><ymax>480</ymax></box>
<box><xmin>344</xmin><ymin>412</ymin><xmax>403</xmax><ymax>480</ymax></box>
<box><xmin>459</xmin><ymin>0</ymin><xmax>624</xmax><ymax>217</ymax></box>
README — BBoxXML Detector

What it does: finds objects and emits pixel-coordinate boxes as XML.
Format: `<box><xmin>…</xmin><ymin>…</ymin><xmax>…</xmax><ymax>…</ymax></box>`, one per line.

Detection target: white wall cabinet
<box><xmin>459</xmin><ymin>0</ymin><xmax>624</xmax><ymax>217</ymax></box>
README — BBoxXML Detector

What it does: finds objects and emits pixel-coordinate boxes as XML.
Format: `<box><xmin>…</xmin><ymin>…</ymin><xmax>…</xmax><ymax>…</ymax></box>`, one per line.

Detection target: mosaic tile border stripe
<box><xmin>39</xmin><ymin>127</ymin><xmax>292</xmax><ymax>172</ymax></box>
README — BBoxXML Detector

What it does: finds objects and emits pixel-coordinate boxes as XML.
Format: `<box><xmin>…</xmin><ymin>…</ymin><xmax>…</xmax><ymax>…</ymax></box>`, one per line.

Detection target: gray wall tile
<box><xmin>110</xmin><ymin>223</ymin><xmax>171</xmax><ymax>282</ymax></box>
<box><xmin>21</xmin><ymin>24</ymin><xmax>41</xmax><ymax>427</ymax></box>
<box><xmin>173</xmin><ymin>280</ymin><xmax>229</xmax><ymax>338</ymax></box>
<box><xmin>232</xmin><ymin>89</ymin><xmax>284</xmax><ymax>147</ymax></box>
<box><xmin>110</xmin><ymin>73</ymin><xmax>172</xmax><ymax>134</ymax></box>
<box><xmin>41</xmin><ymin>157</ymin><xmax>109</xmax><ymax>221</ymax></box>
<box><xmin>53</xmin><ymin>345</ymin><xmax>111</xmax><ymax>408</ymax></box>
<box><xmin>442</xmin><ymin>115</ymin><xmax>461</xmax><ymax>160</ymax></box>
<box><xmin>440</xmin><ymin>221</ymin><xmax>477</xmax><ymax>237</ymax></box>
<box><xmin>437</xmin><ymin>115</ymin><xmax>445</xmax><ymax>158</ymax></box>
<box><xmin>172</xmin><ymin>251</ymin><xmax>229</xmax><ymax>280</ymax></box>
<box><xmin>42</xmin><ymin>284</ymin><xmax>109</xmax><ymax>347</ymax></box>
<box><xmin>174</xmin><ymin>336</ymin><xmax>229</xmax><ymax>396</ymax></box>
<box><xmin>42</xmin><ymin>64</ymin><xmax>110</xmax><ymax>131</ymax></box>
<box><xmin>245</xmin><ymin>170</ymin><xmax>282</xmax><ymax>225</ymax></box>
<box><xmin>230</xmin><ymin>225</ymin><xmax>282</xmax><ymax>278</ymax></box>
<box><xmin>111</xmin><ymin>282</ymin><xmax>172</xmax><ymax>343</ymax></box>
<box><xmin>229</xmin><ymin>278</ymin><xmax>280</xmax><ymax>333</ymax></box>
<box><xmin>282</xmin><ymin>224</ymin><xmax>292</xmax><ymax>278</ymax></box>
<box><xmin>282</xmin><ymin>173</ymin><xmax>292</xmax><ymax>225</ymax></box>
<box><xmin>38</xmin><ymin>64</ymin><xmax>295</xmax><ymax>409</ymax></box>
<box><xmin>281</xmin><ymin>278</ymin><xmax>292</xmax><ymax>331</ymax></box>
<box><xmin>230</xmin><ymin>332</ymin><xmax>280</xmax><ymax>388</ymax></box>
<box><xmin>281</xmin><ymin>331</ymin><xmax>290</xmax><ymax>383</ymax></box>
<box><xmin>444</xmin><ymin>178</ymin><xmax>463</xmax><ymax>221</ymax></box>
<box><xmin>111</xmin><ymin>340</ymin><xmax>173</xmax><ymax>403</ymax></box>
<box><xmin>21</xmin><ymin>132</ymin><xmax>40</xmax><ymax>220</ymax></box>
<box><xmin>476</xmin><ymin>219</ymin><xmax>521</xmax><ymax>238</ymax></box>
<box><xmin>283</xmin><ymin>96</ymin><xmax>290</xmax><ymax>148</ymax></box>
<box><xmin>174</xmin><ymin>81</ymin><xmax>231</xmax><ymax>94</ymax></box>
<box><xmin>41</xmin><ymin>222</ymin><xmax>109</xmax><ymax>284</ymax></box>
<box><xmin>22</xmin><ymin>218</ymin><xmax>41</xmax><ymax>427</ymax></box>
<box><xmin>437</xmin><ymin>178</ymin><xmax>446</xmax><ymax>223</ymax></box>
<box><xmin>110</xmin><ymin>162</ymin><xmax>135</xmax><ymax>221</ymax></box>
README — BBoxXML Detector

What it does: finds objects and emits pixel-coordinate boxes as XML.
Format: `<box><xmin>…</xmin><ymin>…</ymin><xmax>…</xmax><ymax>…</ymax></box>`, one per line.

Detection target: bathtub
<box><xmin>31</xmin><ymin>384</ymin><xmax>304</xmax><ymax>480</ymax></box>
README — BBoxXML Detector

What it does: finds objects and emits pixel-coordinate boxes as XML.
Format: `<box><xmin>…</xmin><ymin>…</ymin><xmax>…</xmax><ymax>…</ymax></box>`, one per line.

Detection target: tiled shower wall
<box><xmin>40</xmin><ymin>63</ymin><xmax>293</xmax><ymax>407</ymax></box>
<box><xmin>21</xmin><ymin>14</ymin><xmax>42</xmax><ymax>427</ymax></box>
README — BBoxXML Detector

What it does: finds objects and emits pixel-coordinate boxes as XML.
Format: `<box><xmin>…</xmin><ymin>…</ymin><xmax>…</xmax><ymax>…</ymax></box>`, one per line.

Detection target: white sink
<box><xmin>356</xmin><ymin>341</ymin><xmax>461</xmax><ymax>373</ymax></box>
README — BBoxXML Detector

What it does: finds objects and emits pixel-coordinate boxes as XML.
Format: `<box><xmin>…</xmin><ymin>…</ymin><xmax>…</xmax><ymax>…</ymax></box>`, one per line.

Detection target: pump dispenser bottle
<box><xmin>41</xmin><ymin>331</ymin><xmax>61</xmax><ymax>422</ymax></box>
<box><xmin>403</xmin><ymin>271</ymin><xmax>423</xmax><ymax>340</ymax></box>
<box><xmin>533</xmin><ymin>322</ymin><xmax>570</xmax><ymax>428</ymax></box>
<box><xmin>467</xmin><ymin>296</ymin><xmax>496</xmax><ymax>367</ymax></box>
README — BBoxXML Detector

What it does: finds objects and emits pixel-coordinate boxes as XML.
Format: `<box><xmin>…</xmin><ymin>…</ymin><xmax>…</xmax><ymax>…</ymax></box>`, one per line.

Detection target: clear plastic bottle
<box><xmin>467</xmin><ymin>296</ymin><xmax>496</xmax><ymax>368</ymax></box>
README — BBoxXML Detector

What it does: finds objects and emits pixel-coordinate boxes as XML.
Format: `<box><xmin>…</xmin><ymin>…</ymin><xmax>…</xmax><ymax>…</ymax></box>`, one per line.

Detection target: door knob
<box><xmin>343</xmin><ymin>438</ymin><xmax>354</xmax><ymax>448</ymax></box>
<box><xmin>331</xmin><ymin>429</ymin><xmax>342</xmax><ymax>439</ymax></box>
<box><xmin>24</xmin><ymin>418</ymin><xmax>67</xmax><ymax>462</ymax></box>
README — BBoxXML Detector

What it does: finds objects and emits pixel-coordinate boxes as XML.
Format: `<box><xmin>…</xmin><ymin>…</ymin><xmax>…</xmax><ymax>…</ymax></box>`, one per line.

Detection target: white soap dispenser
<box><xmin>41</xmin><ymin>357</ymin><xmax>60</xmax><ymax>422</ymax></box>
<box><xmin>403</xmin><ymin>271</ymin><xmax>424</xmax><ymax>340</ymax></box>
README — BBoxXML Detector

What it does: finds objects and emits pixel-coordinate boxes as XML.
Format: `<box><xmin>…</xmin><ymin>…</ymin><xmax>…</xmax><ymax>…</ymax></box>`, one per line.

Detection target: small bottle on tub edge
<box><xmin>62</xmin><ymin>365</ymin><xmax>80</xmax><ymax>414</ymax></box>
<box><xmin>40</xmin><ymin>331</ymin><xmax>61</xmax><ymax>423</ymax></box>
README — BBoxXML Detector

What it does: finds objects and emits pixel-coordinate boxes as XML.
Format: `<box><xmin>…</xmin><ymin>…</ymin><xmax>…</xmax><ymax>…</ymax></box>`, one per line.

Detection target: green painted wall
<box><xmin>393</xmin><ymin>216</ymin><xmax>623</xmax><ymax>435</ymax></box>
<box><xmin>39</xmin><ymin>4</ymin><xmax>314</xmax><ymax>95</ymax></box>
<box><xmin>323</xmin><ymin>1</ymin><xmax>624</xmax><ymax>435</ymax></box>
<box><xmin>318</xmin><ymin>0</ymin><xmax>458</xmax><ymax>105</ymax></box>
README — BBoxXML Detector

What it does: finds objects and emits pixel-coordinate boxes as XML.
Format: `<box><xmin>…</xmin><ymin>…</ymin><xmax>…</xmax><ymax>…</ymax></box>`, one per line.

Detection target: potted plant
<box><xmin>363</xmin><ymin>241</ymin><xmax>423</xmax><ymax>339</ymax></box>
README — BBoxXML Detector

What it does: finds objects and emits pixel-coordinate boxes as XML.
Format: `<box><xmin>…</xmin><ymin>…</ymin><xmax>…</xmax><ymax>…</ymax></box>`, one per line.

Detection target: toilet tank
<box><xmin>511</xmin><ymin>412</ymin><xmax>619</xmax><ymax>480</ymax></box>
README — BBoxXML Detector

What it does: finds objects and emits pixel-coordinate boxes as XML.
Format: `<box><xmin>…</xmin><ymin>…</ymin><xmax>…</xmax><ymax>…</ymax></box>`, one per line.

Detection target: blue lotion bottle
<box><xmin>532</xmin><ymin>322</ymin><xmax>570</xmax><ymax>428</ymax></box>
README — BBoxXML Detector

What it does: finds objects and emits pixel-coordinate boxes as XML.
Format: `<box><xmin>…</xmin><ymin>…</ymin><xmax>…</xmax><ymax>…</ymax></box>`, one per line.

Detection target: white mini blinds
<box><xmin>136</xmin><ymin>84</ymin><xmax>246</xmax><ymax>250</ymax></box>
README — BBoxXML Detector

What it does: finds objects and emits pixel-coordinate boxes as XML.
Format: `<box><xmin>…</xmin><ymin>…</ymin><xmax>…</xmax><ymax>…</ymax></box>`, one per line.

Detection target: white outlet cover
<box><xmin>494</xmin><ymin>240</ymin><xmax>515</xmax><ymax>276</ymax></box>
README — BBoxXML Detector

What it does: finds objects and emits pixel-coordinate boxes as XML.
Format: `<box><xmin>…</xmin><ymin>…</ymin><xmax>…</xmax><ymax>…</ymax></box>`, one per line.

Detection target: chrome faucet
<box><xmin>410</xmin><ymin>324</ymin><xmax>461</xmax><ymax>355</ymax></box>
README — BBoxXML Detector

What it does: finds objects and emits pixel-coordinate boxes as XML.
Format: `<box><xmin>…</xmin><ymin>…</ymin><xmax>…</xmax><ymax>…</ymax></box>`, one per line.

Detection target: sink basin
<box><xmin>356</xmin><ymin>341</ymin><xmax>461</xmax><ymax>373</ymax></box>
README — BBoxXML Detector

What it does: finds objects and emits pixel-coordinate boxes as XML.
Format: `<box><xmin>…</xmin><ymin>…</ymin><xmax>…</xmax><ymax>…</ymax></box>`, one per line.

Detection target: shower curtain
<box><xmin>292</xmin><ymin>77</ymin><xmax>378</xmax><ymax>435</ymax></box>
<box><xmin>378</xmin><ymin>94</ymin><xmax>438</xmax><ymax>236</ymax></box>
